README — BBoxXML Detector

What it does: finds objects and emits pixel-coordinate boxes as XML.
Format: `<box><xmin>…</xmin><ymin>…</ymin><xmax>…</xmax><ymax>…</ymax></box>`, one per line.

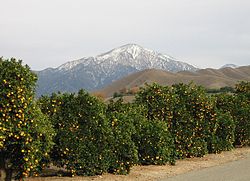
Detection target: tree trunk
<box><xmin>5</xmin><ymin>169</ymin><xmax>12</xmax><ymax>181</ymax></box>
<box><xmin>0</xmin><ymin>156</ymin><xmax>6</xmax><ymax>181</ymax></box>
<box><xmin>0</xmin><ymin>168</ymin><xmax>6</xmax><ymax>181</ymax></box>
<box><xmin>0</xmin><ymin>157</ymin><xmax>12</xmax><ymax>181</ymax></box>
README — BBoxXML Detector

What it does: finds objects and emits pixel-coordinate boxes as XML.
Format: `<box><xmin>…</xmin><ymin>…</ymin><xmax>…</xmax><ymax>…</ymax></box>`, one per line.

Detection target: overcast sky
<box><xmin>0</xmin><ymin>0</ymin><xmax>250</xmax><ymax>70</ymax></box>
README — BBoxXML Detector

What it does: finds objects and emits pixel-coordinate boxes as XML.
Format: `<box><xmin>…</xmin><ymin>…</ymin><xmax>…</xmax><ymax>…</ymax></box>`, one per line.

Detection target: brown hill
<box><xmin>95</xmin><ymin>65</ymin><xmax>250</xmax><ymax>98</ymax></box>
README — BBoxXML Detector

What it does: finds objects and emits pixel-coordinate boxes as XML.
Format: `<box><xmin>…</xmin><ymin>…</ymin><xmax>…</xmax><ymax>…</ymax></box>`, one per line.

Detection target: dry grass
<box><xmin>96</xmin><ymin>66</ymin><xmax>250</xmax><ymax>98</ymax></box>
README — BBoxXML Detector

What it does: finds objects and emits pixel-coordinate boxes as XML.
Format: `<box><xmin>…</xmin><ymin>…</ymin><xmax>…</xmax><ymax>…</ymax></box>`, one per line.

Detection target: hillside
<box><xmin>96</xmin><ymin>65</ymin><xmax>250</xmax><ymax>98</ymax></box>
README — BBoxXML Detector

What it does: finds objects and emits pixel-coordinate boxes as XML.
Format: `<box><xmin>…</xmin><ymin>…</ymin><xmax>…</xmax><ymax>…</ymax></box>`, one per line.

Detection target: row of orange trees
<box><xmin>0</xmin><ymin>58</ymin><xmax>249</xmax><ymax>180</ymax></box>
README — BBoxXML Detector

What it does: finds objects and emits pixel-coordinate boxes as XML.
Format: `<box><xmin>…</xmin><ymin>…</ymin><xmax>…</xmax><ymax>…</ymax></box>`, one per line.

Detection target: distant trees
<box><xmin>206</xmin><ymin>86</ymin><xmax>235</xmax><ymax>94</ymax></box>
<box><xmin>113</xmin><ymin>86</ymin><xmax>140</xmax><ymax>98</ymax></box>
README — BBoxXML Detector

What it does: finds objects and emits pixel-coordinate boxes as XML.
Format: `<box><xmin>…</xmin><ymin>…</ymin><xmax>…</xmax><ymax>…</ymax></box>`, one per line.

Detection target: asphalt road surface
<box><xmin>160</xmin><ymin>154</ymin><xmax>250</xmax><ymax>181</ymax></box>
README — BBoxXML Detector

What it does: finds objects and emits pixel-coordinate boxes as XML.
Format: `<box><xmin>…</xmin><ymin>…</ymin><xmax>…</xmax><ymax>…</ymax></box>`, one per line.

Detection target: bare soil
<box><xmin>26</xmin><ymin>147</ymin><xmax>250</xmax><ymax>181</ymax></box>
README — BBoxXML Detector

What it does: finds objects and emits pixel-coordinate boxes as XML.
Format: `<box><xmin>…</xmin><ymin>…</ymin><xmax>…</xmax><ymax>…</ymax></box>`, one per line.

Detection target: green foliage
<box><xmin>135</xmin><ymin>83</ymin><xmax>175</xmax><ymax>123</ymax></box>
<box><xmin>215</xmin><ymin>92</ymin><xmax>250</xmax><ymax>146</ymax></box>
<box><xmin>0</xmin><ymin>58</ymin><xmax>54</xmax><ymax>179</ymax></box>
<box><xmin>106</xmin><ymin>99</ymin><xmax>138</xmax><ymax>174</ymax></box>
<box><xmin>135</xmin><ymin>83</ymin><xmax>217</xmax><ymax>158</ymax></box>
<box><xmin>208</xmin><ymin>111</ymin><xmax>235</xmax><ymax>153</ymax></box>
<box><xmin>37</xmin><ymin>93</ymin><xmax>62</xmax><ymax>118</ymax></box>
<box><xmin>39</xmin><ymin>90</ymin><xmax>112</xmax><ymax>176</ymax></box>
<box><xmin>213</xmin><ymin>93</ymin><xmax>235</xmax><ymax>113</ymax></box>
<box><xmin>233</xmin><ymin>98</ymin><xmax>250</xmax><ymax>146</ymax></box>
<box><xmin>171</xmin><ymin>83</ymin><xmax>213</xmax><ymax>158</ymax></box>
<box><xmin>220</xmin><ymin>86</ymin><xmax>235</xmax><ymax>93</ymax></box>
<box><xmin>36</xmin><ymin>80</ymin><xmax>248</xmax><ymax>177</ymax></box>
<box><xmin>235</xmin><ymin>81</ymin><xmax>250</xmax><ymax>96</ymax></box>
<box><xmin>134</xmin><ymin>118</ymin><xmax>175</xmax><ymax>165</ymax></box>
<box><xmin>113</xmin><ymin>92</ymin><xmax>123</xmax><ymax>98</ymax></box>
<box><xmin>107</xmin><ymin>99</ymin><xmax>175</xmax><ymax>172</ymax></box>
<box><xmin>206</xmin><ymin>86</ymin><xmax>234</xmax><ymax>94</ymax></box>
<box><xmin>2</xmin><ymin>58</ymin><xmax>249</xmax><ymax>179</ymax></box>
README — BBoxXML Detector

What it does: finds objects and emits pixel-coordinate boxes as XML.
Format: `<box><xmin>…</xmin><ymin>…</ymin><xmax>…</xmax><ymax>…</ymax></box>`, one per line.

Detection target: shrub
<box><xmin>106</xmin><ymin>99</ymin><xmax>138</xmax><ymax>174</ymax></box>
<box><xmin>208</xmin><ymin>111</ymin><xmax>235</xmax><ymax>153</ymax></box>
<box><xmin>215</xmin><ymin>93</ymin><xmax>250</xmax><ymax>146</ymax></box>
<box><xmin>0</xmin><ymin>58</ymin><xmax>54</xmax><ymax>180</ymax></box>
<box><xmin>234</xmin><ymin>81</ymin><xmax>250</xmax><ymax>145</ymax></box>
<box><xmin>235</xmin><ymin>81</ymin><xmax>250</xmax><ymax>96</ymax></box>
<box><xmin>206</xmin><ymin>86</ymin><xmax>234</xmax><ymax>94</ymax></box>
<box><xmin>39</xmin><ymin>90</ymin><xmax>112</xmax><ymax>176</ymax></box>
<box><xmin>135</xmin><ymin>82</ymin><xmax>245</xmax><ymax>158</ymax></box>
<box><xmin>136</xmin><ymin>83</ymin><xmax>216</xmax><ymax>158</ymax></box>
<box><xmin>134</xmin><ymin>118</ymin><xmax>175</xmax><ymax>165</ymax></box>
<box><xmin>135</xmin><ymin>83</ymin><xmax>175</xmax><ymax>124</ymax></box>
<box><xmin>113</xmin><ymin>92</ymin><xmax>122</xmax><ymax>98</ymax></box>
<box><xmin>233</xmin><ymin>98</ymin><xmax>250</xmax><ymax>146</ymax></box>
<box><xmin>169</xmin><ymin>83</ymin><xmax>215</xmax><ymax>158</ymax></box>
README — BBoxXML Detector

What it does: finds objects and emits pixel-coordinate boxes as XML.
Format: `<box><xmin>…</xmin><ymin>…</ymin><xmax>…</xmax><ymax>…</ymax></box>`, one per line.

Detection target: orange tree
<box><xmin>216</xmin><ymin>82</ymin><xmax>250</xmax><ymax>146</ymax></box>
<box><xmin>136</xmin><ymin>83</ymin><xmax>219</xmax><ymax>158</ymax></box>
<box><xmin>208</xmin><ymin>110</ymin><xmax>235</xmax><ymax>153</ymax></box>
<box><xmin>133</xmin><ymin>117</ymin><xmax>175</xmax><ymax>165</ymax></box>
<box><xmin>171</xmin><ymin>83</ymin><xmax>215</xmax><ymax>158</ymax></box>
<box><xmin>135</xmin><ymin>83</ymin><xmax>175</xmax><ymax>125</ymax></box>
<box><xmin>106</xmin><ymin>99</ymin><xmax>138</xmax><ymax>174</ymax></box>
<box><xmin>235</xmin><ymin>81</ymin><xmax>250</xmax><ymax>98</ymax></box>
<box><xmin>107</xmin><ymin>98</ymin><xmax>175</xmax><ymax>172</ymax></box>
<box><xmin>38</xmin><ymin>90</ymin><xmax>112</xmax><ymax>176</ymax></box>
<box><xmin>0</xmin><ymin>58</ymin><xmax>54</xmax><ymax>180</ymax></box>
<box><xmin>235</xmin><ymin>81</ymin><xmax>250</xmax><ymax>145</ymax></box>
<box><xmin>169</xmin><ymin>83</ymin><xmax>235</xmax><ymax>156</ymax></box>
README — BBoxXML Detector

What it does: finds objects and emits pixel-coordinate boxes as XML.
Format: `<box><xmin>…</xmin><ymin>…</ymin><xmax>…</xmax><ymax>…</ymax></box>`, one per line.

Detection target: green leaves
<box><xmin>0</xmin><ymin>58</ymin><xmax>54</xmax><ymax>179</ymax></box>
<box><xmin>134</xmin><ymin>119</ymin><xmax>175</xmax><ymax>165</ymax></box>
<box><xmin>135</xmin><ymin>82</ymin><xmax>245</xmax><ymax>159</ymax></box>
<box><xmin>2</xmin><ymin>58</ymin><xmax>249</xmax><ymax>179</ymax></box>
<box><xmin>171</xmin><ymin>83</ymin><xmax>211</xmax><ymax>158</ymax></box>
<box><xmin>106</xmin><ymin>99</ymin><xmax>138</xmax><ymax>174</ymax></box>
<box><xmin>135</xmin><ymin>83</ymin><xmax>175</xmax><ymax>122</ymax></box>
<box><xmin>208</xmin><ymin>111</ymin><xmax>235</xmax><ymax>153</ymax></box>
<box><xmin>215</xmin><ymin>85</ymin><xmax>250</xmax><ymax>146</ymax></box>
<box><xmin>37</xmin><ymin>80</ymin><xmax>249</xmax><ymax>177</ymax></box>
<box><xmin>39</xmin><ymin>90</ymin><xmax>112</xmax><ymax>176</ymax></box>
<box><xmin>107</xmin><ymin>99</ymin><xmax>175</xmax><ymax>172</ymax></box>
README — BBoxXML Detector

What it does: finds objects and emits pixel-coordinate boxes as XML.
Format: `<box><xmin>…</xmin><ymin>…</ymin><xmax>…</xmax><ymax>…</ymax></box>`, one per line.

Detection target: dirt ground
<box><xmin>26</xmin><ymin>147</ymin><xmax>250</xmax><ymax>181</ymax></box>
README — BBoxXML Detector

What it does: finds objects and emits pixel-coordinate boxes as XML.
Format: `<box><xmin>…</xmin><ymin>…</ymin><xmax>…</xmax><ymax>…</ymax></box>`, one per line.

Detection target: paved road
<box><xmin>160</xmin><ymin>154</ymin><xmax>250</xmax><ymax>181</ymax></box>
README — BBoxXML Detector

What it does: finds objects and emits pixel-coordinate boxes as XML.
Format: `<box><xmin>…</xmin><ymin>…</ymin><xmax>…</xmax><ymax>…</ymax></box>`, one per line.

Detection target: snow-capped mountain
<box><xmin>36</xmin><ymin>44</ymin><xmax>198</xmax><ymax>96</ymax></box>
<box><xmin>220</xmin><ymin>64</ymin><xmax>238</xmax><ymax>69</ymax></box>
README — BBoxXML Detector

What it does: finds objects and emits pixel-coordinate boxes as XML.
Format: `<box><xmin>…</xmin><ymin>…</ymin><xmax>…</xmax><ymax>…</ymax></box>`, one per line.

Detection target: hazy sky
<box><xmin>1</xmin><ymin>0</ymin><xmax>250</xmax><ymax>70</ymax></box>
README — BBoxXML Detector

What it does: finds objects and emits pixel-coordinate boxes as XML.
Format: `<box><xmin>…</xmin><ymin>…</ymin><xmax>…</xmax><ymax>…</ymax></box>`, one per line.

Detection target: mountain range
<box><xmin>220</xmin><ymin>64</ymin><xmax>238</xmax><ymax>69</ymax></box>
<box><xmin>36</xmin><ymin>44</ymin><xmax>198</xmax><ymax>96</ymax></box>
<box><xmin>96</xmin><ymin>65</ymin><xmax>250</xmax><ymax>98</ymax></box>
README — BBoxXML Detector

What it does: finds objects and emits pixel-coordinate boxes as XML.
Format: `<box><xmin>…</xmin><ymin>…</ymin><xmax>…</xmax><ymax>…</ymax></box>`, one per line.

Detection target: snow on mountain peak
<box><xmin>220</xmin><ymin>64</ymin><xmax>238</xmax><ymax>69</ymax></box>
<box><xmin>118</xmin><ymin>44</ymin><xmax>157</xmax><ymax>57</ymax></box>
<box><xmin>122</xmin><ymin>44</ymin><xmax>142</xmax><ymax>59</ymax></box>
<box><xmin>96</xmin><ymin>44</ymin><xmax>147</xmax><ymax>61</ymax></box>
<box><xmin>56</xmin><ymin>44</ymin><xmax>197</xmax><ymax>73</ymax></box>
<box><xmin>58</xmin><ymin>59</ymin><xmax>87</xmax><ymax>71</ymax></box>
